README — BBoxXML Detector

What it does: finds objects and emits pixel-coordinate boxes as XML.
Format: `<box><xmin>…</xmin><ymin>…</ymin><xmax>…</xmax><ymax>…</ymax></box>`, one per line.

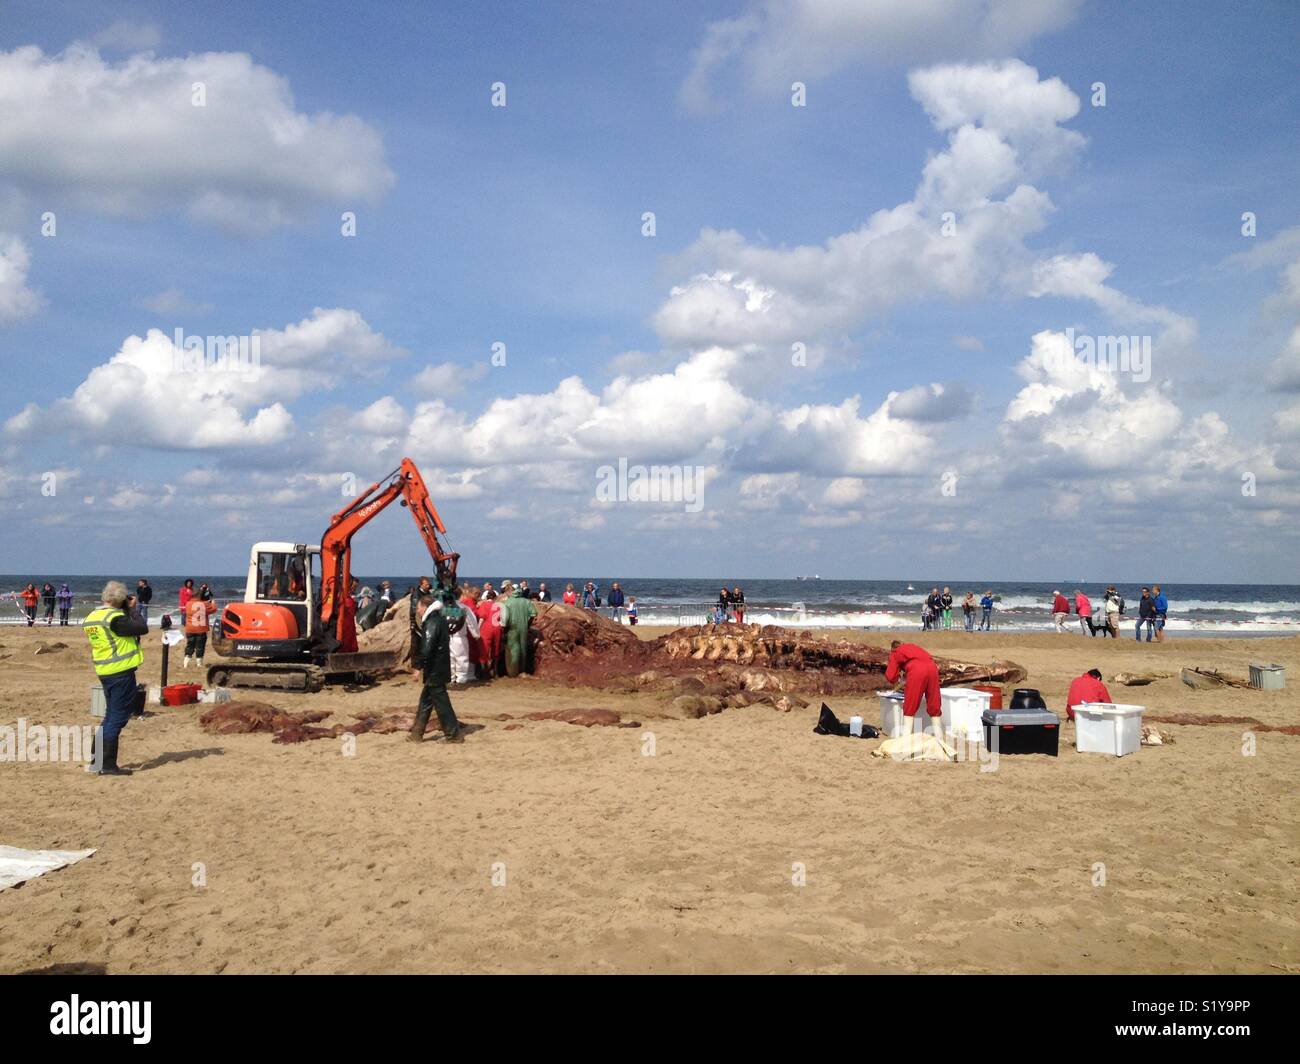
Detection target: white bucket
<box><xmin>1074</xmin><ymin>702</ymin><xmax>1145</xmax><ymax>757</ymax></box>
<box><xmin>878</xmin><ymin>691</ymin><xmax>943</xmax><ymax>739</ymax></box>
<box><xmin>89</xmin><ymin>685</ymin><xmax>106</xmax><ymax>718</ymax></box>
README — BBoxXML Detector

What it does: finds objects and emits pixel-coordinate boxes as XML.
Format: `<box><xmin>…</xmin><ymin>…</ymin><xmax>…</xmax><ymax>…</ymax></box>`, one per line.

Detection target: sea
<box><xmin>3</xmin><ymin>575</ymin><xmax>1298</xmax><ymax>638</ymax></box>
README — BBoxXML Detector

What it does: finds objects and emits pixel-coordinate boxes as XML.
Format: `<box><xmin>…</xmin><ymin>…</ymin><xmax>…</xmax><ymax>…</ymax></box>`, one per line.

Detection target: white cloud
<box><xmin>1003</xmin><ymin>330</ymin><xmax>1189</xmax><ymax>475</ymax></box>
<box><xmin>680</xmin><ymin>0</ymin><xmax>1080</xmax><ymax>112</ymax></box>
<box><xmin>4</xmin><ymin>308</ymin><xmax>401</xmax><ymax>450</ymax></box>
<box><xmin>0</xmin><ymin>234</ymin><xmax>41</xmax><ymax>322</ymax></box>
<box><xmin>256</xmin><ymin>307</ymin><xmax>406</xmax><ymax>369</ymax></box>
<box><xmin>658</xmin><ymin>61</ymin><xmax>1078</xmax><ymax>351</ymax></box>
<box><xmin>0</xmin><ymin>44</ymin><xmax>394</xmax><ymax>232</ymax></box>
<box><xmin>740</xmin><ymin>393</ymin><xmax>936</xmax><ymax>477</ymax></box>
<box><xmin>1028</xmin><ymin>252</ymin><xmax>1197</xmax><ymax>349</ymax></box>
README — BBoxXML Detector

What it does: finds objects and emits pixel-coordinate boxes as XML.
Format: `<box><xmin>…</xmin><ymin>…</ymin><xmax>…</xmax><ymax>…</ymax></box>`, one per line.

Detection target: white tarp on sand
<box><xmin>0</xmin><ymin>845</ymin><xmax>97</xmax><ymax>891</ymax></box>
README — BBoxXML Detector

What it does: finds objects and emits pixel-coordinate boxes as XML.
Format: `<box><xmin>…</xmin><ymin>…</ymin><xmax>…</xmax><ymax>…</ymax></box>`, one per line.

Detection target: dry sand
<box><xmin>1</xmin><ymin>623</ymin><xmax>1297</xmax><ymax>974</ymax></box>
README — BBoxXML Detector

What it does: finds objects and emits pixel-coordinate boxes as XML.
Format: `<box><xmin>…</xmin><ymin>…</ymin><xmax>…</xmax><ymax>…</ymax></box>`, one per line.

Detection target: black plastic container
<box><xmin>982</xmin><ymin>707</ymin><xmax>1059</xmax><ymax>755</ymax></box>
<box><xmin>1008</xmin><ymin>688</ymin><xmax>1047</xmax><ymax>710</ymax></box>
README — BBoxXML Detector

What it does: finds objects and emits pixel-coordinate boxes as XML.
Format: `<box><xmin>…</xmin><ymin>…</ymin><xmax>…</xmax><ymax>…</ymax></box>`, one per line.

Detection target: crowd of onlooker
<box><xmin>12</xmin><ymin>582</ymin><xmax>75</xmax><ymax>626</ymax></box>
<box><xmin>918</xmin><ymin>585</ymin><xmax>1171</xmax><ymax>639</ymax></box>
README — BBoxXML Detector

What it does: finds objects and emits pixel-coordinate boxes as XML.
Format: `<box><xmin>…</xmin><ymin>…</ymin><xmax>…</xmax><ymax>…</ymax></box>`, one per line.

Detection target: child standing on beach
<box><xmin>627</xmin><ymin>597</ymin><xmax>638</xmax><ymax>625</ymax></box>
<box><xmin>979</xmin><ymin>591</ymin><xmax>994</xmax><ymax>631</ymax></box>
<box><xmin>962</xmin><ymin>592</ymin><xmax>975</xmax><ymax>631</ymax></box>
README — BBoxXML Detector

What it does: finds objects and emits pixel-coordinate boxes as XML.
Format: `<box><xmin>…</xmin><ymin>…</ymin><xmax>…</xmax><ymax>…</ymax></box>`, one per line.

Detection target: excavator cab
<box><xmin>219</xmin><ymin>542</ymin><xmax>321</xmax><ymax>658</ymax></box>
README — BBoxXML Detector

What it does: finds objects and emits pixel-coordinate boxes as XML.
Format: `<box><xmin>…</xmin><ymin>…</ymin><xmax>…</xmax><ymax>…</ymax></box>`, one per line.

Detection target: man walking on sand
<box><xmin>408</xmin><ymin>592</ymin><xmax>465</xmax><ymax>744</ymax></box>
<box><xmin>885</xmin><ymin>640</ymin><xmax>942</xmax><ymax>736</ymax></box>
<box><xmin>1052</xmin><ymin>590</ymin><xmax>1070</xmax><ymax>632</ymax></box>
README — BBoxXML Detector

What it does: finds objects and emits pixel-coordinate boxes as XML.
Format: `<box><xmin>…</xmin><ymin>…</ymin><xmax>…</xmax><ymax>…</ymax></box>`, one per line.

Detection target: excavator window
<box><xmin>256</xmin><ymin>552</ymin><xmax>306</xmax><ymax>601</ymax></box>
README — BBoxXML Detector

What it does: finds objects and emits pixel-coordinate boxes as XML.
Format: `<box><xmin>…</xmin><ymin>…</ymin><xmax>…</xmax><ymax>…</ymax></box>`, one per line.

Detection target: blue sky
<box><xmin>1</xmin><ymin>0</ymin><xmax>1298</xmax><ymax>583</ymax></box>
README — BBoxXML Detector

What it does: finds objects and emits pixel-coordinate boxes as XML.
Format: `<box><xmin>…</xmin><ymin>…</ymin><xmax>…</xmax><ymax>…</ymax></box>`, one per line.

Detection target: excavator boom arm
<box><xmin>317</xmin><ymin>458</ymin><xmax>460</xmax><ymax>635</ymax></box>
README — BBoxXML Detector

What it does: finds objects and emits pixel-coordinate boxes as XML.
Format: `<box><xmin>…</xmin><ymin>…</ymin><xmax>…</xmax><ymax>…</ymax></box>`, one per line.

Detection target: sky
<box><xmin>1</xmin><ymin>0</ymin><xmax>1298</xmax><ymax>584</ymax></box>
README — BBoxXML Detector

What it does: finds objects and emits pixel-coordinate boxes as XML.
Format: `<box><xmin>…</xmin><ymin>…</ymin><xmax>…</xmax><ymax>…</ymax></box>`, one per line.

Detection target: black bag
<box><xmin>813</xmin><ymin>703</ymin><xmax>880</xmax><ymax>739</ymax></box>
<box><xmin>131</xmin><ymin>683</ymin><xmax>148</xmax><ymax>717</ymax></box>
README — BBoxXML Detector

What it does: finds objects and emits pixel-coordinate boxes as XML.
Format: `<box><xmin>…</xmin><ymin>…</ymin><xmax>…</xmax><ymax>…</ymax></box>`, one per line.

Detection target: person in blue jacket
<box><xmin>978</xmin><ymin>591</ymin><xmax>994</xmax><ymax>631</ymax></box>
<box><xmin>607</xmin><ymin>582</ymin><xmax>626</xmax><ymax>624</ymax></box>
<box><xmin>1152</xmin><ymin>584</ymin><xmax>1168</xmax><ymax>643</ymax></box>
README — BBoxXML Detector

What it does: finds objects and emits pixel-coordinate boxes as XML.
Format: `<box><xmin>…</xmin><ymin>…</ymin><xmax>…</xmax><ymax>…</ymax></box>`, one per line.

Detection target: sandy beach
<box><xmin>1</xmin><ymin>624</ymin><xmax>1297</xmax><ymax>975</ymax></box>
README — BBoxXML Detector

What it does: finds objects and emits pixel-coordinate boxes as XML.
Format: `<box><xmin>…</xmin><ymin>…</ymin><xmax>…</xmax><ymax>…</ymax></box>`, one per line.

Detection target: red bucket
<box><xmin>162</xmin><ymin>683</ymin><xmax>202</xmax><ymax>706</ymax></box>
<box><xmin>974</xmin><ymin>684</ymin><xmax>1003</xmax><ymax>709</ymax></box>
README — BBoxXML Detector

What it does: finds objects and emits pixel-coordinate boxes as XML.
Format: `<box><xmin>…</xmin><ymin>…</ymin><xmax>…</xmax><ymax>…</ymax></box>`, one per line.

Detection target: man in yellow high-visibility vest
<box><xmin>84</xmin><ymin>580</ymin><xmax>148</xmax><ymax>776</ymax></box>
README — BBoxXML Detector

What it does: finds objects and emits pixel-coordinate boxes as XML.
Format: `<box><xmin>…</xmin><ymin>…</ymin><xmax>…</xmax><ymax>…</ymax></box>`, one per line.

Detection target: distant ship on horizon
<box><xmin>795</xmin><ymin>574</ymin><xmax>820</xmax><ymax>582</ymax></box>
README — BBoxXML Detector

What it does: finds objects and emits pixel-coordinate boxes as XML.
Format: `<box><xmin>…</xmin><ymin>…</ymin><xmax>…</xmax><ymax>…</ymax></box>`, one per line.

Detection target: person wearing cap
<box><xmin>1103</xmin><ymin>586</ymin><xmax>1122</xmax><ymax>638</ymax></box>
<box><xmin>885</xmin><ymin>640</ymin><xmax>942</xmax><ymax>734</ymax></box>
<box><xmin>1051</xmin><ymin>590</ymin><xmax>1070</xmax><ymax>632</ymax></box>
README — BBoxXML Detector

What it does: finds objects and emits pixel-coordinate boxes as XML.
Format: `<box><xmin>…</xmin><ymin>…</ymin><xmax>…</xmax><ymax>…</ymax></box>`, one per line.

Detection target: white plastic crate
<box><xmin>89</xmin><ymin>685</ymin><xmax>106</xmax><ymax>718</ymax></box>
<box><xmin>1074</xmin><ymin>702</ymin><xmax>1144</xmax><ymax>756</ymax></box>
<box><xmin>1249</xmin><ymin>663</ymin><xmax>1285</xmax><ymax>690</ymax></box>
<box><xmin>940</xmin><ymin>687</ymin><xmax>993</xmax><ymax>744</ymax></box>
<box><xmin>877</xmin><ymin>691</ymin><xmax>943</xmax><ymax>739</ymax></box>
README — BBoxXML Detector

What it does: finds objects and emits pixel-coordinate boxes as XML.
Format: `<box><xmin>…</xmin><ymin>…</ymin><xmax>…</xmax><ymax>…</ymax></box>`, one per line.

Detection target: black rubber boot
<box><xmin>429</xmin><ymin>684</ymin><xmax>463</xmax><ymax>742</ymax></box>
<box><xmin>99</xmin><ymin>736</ymin><xmax>133</xmax><ymax>776</ymax></box>
<box><xmin>407</xmin><ymin>693</ymin><xmax>434</xmax><ymax>742</ymax></box>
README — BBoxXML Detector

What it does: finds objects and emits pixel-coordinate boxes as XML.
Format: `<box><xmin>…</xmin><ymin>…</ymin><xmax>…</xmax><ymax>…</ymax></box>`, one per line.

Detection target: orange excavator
<box><xmin>207</xmin><ymin>458</ymin><xmax>459</xmax><ymax>692</ymax></box>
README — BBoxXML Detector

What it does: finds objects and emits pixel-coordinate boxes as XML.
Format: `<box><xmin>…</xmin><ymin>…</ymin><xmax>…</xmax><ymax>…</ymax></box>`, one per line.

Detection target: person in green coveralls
<box><xmin>498</xmin><ymin>586</ymin><xmax>536</xmax><ymax>678</ymax></box>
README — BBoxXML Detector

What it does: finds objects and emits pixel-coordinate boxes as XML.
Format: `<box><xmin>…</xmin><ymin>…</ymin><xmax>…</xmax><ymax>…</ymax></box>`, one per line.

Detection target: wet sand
<box><xmin>1</xmin><ymin>624</ymin><xmax>1297</xmax><ymax>974</ymax></box>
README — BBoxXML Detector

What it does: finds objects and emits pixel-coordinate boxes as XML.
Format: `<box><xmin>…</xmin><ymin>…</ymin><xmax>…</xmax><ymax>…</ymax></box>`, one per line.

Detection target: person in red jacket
<box><xmin>1074</xmin><ymin>589</ymin><xmax>1093</xmax><ymax>636</ymax></box>
<box><xmin>1052</xmin><ymin>590</ymin><xmax>1070</xmax><ymax>632</ymax></box>
<box><xmin>1065</xmin><ymin>668</ymin><xmax>1111</xmax><ymax>721</ymax></box>
<box><xmin>885</xmin><ymin>640</ymin><xmax>942</xmax><ymax>729</ymax></box>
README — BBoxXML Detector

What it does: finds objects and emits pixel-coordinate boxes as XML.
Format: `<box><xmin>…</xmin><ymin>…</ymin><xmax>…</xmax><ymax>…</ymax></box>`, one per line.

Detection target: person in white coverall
<box><xmin>449</xmin><ymin>588</ymin><xmax>480</xmax><ymax>686</ymax></box>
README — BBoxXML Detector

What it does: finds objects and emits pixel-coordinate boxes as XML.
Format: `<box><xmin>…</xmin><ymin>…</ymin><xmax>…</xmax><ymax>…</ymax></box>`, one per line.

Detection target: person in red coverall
<box><xmin>474</xmin><ymin>593</ymin><xmax>502</xmax><ymax>679</ymax></box>
<box><xmin>1065</xmin><ymin>668</ymin><xmax>1110</xmax><ymax>721</ymax></box>
<box><xmin>885</xmin><ymin>640</ymin><xmax>942</xmax><ymax>733</ymax></box>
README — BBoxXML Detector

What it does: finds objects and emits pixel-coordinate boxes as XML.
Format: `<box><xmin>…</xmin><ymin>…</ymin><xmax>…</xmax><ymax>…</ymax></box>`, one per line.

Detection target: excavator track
<box><xmin>205</xmin><ymin>662</ymin><xmax>326</xmax><ymax>693</ymax></box>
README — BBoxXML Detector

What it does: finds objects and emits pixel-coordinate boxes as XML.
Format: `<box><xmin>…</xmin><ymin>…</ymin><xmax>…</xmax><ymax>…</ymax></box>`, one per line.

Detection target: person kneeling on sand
<box><xmin>885</xmin><ymin>640</ymin><xmax>942</xmax><ymax>735</ymax></box>
<box><xmin>1065</xmin><ymin>668</ymin><xmax>1111</xmax><ymax>722</ymax></box>
<box><xmin>408</xmin><ymin>593</ymin><xmax>464</xmax><ymax>744</ymax></box>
